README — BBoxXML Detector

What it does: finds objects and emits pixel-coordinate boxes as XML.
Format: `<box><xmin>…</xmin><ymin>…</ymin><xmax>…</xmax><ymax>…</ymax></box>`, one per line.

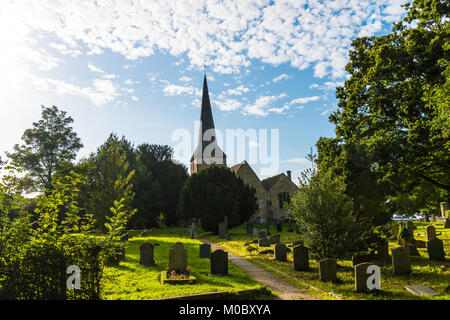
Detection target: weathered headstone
<box><xmin>199</xmin><ymin>243</ymin><xmax>211</xmax><ymax>259</ymax></box>
<box><xmin>253</xmin><ymin>227</ymin><xmax>258</xmax><ymax>237</ymax></box>
<box><xmin>169</xmin><ymin>242</ymin><xmax>188</xmax><ymax>274</ymax></box>
<box><xmin>258</xmin><ymin>238</ymin><xmax>271</xmax><ymax>247</ymax></box>
<box><xmin>293</xmin><ymin>245</ymin><xmax>309</xmax><ymax>271</ymax></box>
<box><xmin>352</xmin><ymin>253</ymin><xmax>372</xmax><ymax>266</ymax></box>
<box><xmin>210</xmin><ymin>249</ymin><xmax>228</xmax><ymax>275</ymax></box>
<box><xmin>427</xmin><ymin>237</ymin><xmax>445</xmax><ymax>261</ymax></box>
<box><xmin>319</xmin><ymin>258</ymin><xmax>337</xmax><ymax>282</ymax></box>
<box><xmin>355</xmin><ymin>263</ymin><xmax>379</xmax><ymax>292</ymax></box>
<box><xmin>391</xmin><ymin>247</ymin><xmax>412</xmax><ymax>275</ymax></box>
<box><xmin>190</xmin><ymin>223</ymin><xmax>197</xmax><ymax>239</ymax></box>
<box><xmin>274</xmin><ymin>243</ymin><xmax>287</xmax><ymax>262</ymax></box>
<box><xmin>218</xmin><ymin>222</ymin><xmax>226</xmax><ymax>239</ymax></box>
<box><xmin>426</xmin><ymin>225</ymin><xmax>436</xmax><ymax>240</ymax></box>
<box><xmin>139</xmin><ymin>242</ymin><xmax>155</xmax><ymax>265</ymax></box>
<box><xmin>246</xmin><ymin>222</ymin><xmax>253</xmax><ymax>235</ymax></box>
<box><xmin>440</xmin><ymin>202</ymin><xmax>449</xmax><ymax>218</ymax></box>
<box><xmin>269</xmin><ymin>234</ymin><xmax>281</xmax><ymax>244</ymax></box>
<box><xmin>406</xmin><ymin>246</ymin><xmax>420</xmax><ymax>256</ymax></box>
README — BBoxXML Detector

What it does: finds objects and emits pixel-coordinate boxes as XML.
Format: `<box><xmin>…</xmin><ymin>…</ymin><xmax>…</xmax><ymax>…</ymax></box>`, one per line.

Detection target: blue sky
<box><xmin>0</xmin><ymin>0</ymin><xmax>407</xmax><ymax>182</ymax></box>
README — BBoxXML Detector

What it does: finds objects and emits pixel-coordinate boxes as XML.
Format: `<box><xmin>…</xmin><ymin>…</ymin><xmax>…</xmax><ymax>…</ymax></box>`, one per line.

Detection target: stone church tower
<box><xmin>190</xmin><ymin>74</ymin><xmax>227</xmax><ymax>174</ymax></box>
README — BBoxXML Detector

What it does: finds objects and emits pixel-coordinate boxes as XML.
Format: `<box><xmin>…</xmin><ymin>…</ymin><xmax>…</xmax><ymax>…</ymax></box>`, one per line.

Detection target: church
<box><xmin>190</xmin><ymin>75</ymin><xmax>298</xmax><ymax>223</ymax></box>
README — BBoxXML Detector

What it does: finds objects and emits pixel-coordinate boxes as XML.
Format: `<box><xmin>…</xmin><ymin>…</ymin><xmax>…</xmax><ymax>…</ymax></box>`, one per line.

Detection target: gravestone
<box><xmin>169</xmin><ymin>242</ymin><xmax>188</xmax><ymax>274</ymax></box>
<box><xmin>440</xmin><ymin>202</ymin><xmax>449</xmax><ymax>218</ymax></box>
<box><xmin>258</xmin><ymin>238</ymin><xmax>271</xmax><ymax>247</ymax></box>
<box><xmin>259</xmin><ymin>230</ymin><xmax>267</xmax><ymax>239</ymax></box>
<box><xmin>218</xmin><ymin>222</ymin><xmax>227</xmax><ymax>239</ymax></box>
<box><xmin>406</xmin><ymin>246</ymin><xmax>420</xmax><ymax>256</ymax></box>
<box><xmin>319</xmin><ymin>258</ymin><xmax>337</xmax><ymax>282</ymax></box>
<box><xmin>427</xmin><ymin>237</ymin><xmax>445</xmax><ymax>261</ymax></box>
<box><xmin>352</xmin><ymin>253</ymin><xmax>372</xmax><ymax>266</ymax></box>
<box><xmin>269</xmin><ymin>235</ymin><xmax>281</xmax><ymax>244</ymax></box>
<box><xmin>426</xmin><ymin>225</ymin><xmax>436</xmax><ymax>240</ymax></box>
<box><xmin>276</xmin><ymin>222</ymin><xmax>283</xmax><ymax>232</ymax></box>
<box><xmin>190</xmin><ymin>223</ymin><xmax>197</xmax><ymax>239</ymax></box>
<box><xmin>226</xmin><ymin>233</ymin><xmax>232</xmax><ymax>241</ymax></box>
<box><xmin>139</xmin><ymin>242</ymin><xmax>155</xmax><ymax>266</ymax></box>
<box><xmin>224</xmin><ymin>216</ymin><xmax>228</xmax><ymax>229</ymax></box>
<box><xmin>355</xmin><ymin>262</ymin><xmax>378</xmax><ymax>292</ymax></box>
<box><xmin>210</xmin><ymin>249</ymin><xmax>228</xmax><ymax>275</ymax></box>
<box><xmin>391</xmin><ymin>247</ymin><xmax>412</xmax><ymax>275</ymax></box>
<box><xmin>274</xmin><ymin>243</ymin><xmax>287</xmax><ymax>262</ymax></box>
<box><xmin>199</xmin><ymin>243</ymin><xmax>211</xmax><ymax>259</ymax></box>
<box><xmin>293</xmin><ymin>245</ymin><xmax>309</xmax><ymax>271</ymax></box>
<box><xmin>405</xmin><ymin>285</ymin><xmax>438</xmax><ymax>297</ymax></box>
<box><xmin>253</xmin><ymin>227</ymin><xmax>258</xmax><ymax>237</ymax></box>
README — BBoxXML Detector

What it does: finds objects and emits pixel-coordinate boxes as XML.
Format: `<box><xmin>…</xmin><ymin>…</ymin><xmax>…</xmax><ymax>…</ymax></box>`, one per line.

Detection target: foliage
<box><xmin>6</xmin><ymin>106</ymin><xmax>83</xmax><ymax>191</ymax></box>
<box><xmin>287</xmin><ymin>169</ymin><xmax>353</xmax><ymax>259</ymax></box>
<box><xmin>328</xmin><ymin>0</ymin><xmax>449</xmax><ymax>199</ymax></box>
<box><xmin>177</xmin><ymin>165</ymin><xmax>256</xmax><ymax>233</ymax></box>
<box><xmin>77</xmin><ymin>133</ymin><xmax>136</xmax><ymax>232</ymax></box>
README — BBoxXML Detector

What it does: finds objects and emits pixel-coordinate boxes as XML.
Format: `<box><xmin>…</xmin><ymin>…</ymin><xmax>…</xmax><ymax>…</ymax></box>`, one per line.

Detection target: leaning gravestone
<box><xmin>405</xmin><ymin>284</ymin><xmax>438</xmax><ymax>297</ymax></box>
<box><xmin>391</xmin><ymin>247</ymin><xmax>412</xmax><ymax>275</ymax></box>
<box><xmin>355</xmin><ymin>262</ymin><xmax>377</xmax><ymax>292</ymax></box>
<box><xmin>139</xmin><ymin>242</ymin><xmax>155</xmax><ymax>266</ymax></box>
<box><xmin>426</xmin><ymin>225</ymin><xmax>436</xmax><ymax>240</ymax></box>
<box><xmin>293</xmin><ymin>244</ymin><xmax>309</xmax><ymax>271</ymax></box>
<box><xmin>319</xmin><ymin>258</ymin><xmax>337</xmax><ymax>282</ymax></box>
<box><xmin>199</xmin><ymin>243</ymin><xmax>211</xmax><ymax>259</ymax></box>
<box><xmin>169</xmin><ymin>242</ymin><xmax>188</xmax><ymax>274</ymax></box>
<box><xmin>258</xmin><ymin>238</ymin><xmax>271</xmax><ymax>247</ymax></box>
<box><xmin>218</xmin><ymin>222</ymin><xmax>227</xmax><ymax>239</ymax></box>
<box><xmin>427</xmin><ymin>237</ymin><xmax>445</xmax><ymax>261</ymax></box>
<box><xmin>274</xmin><ymin>243</ymin><xmax>287</xmax><ymax>262</ymax></box>
<box><xmin>210</xmin><ymin>249</ymin><xmax>228</xmax><ymax>275</ymax></box>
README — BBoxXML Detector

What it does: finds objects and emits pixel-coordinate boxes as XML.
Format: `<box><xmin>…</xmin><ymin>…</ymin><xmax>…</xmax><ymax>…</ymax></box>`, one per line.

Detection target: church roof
<box><xmin>230</xmin><ymin>160</ymin><xmax>249</xmax><ymax>174</ymax></box>
<box><xmin>261</xmin><ymin>173</ymin><xmax>284</xmax><ymax>190</ymax></box>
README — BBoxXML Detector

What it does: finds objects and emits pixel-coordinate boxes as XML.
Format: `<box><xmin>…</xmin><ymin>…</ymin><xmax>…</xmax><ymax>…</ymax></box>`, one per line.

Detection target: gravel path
<box><xmin>200</xmin><ymin>238</ymin><xmax>320</xmax><ymax>300</ymax></box>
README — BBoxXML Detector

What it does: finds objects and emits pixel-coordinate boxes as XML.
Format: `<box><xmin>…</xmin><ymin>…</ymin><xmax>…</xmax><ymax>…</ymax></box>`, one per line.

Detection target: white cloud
<box><xmin>242</xmin><ymin>93</ymin><xmax>287</xmax><ymax>117</ymax></box>
<box><xmin>282</xmin><ymin>158</ymin><xmax>309</xmax><ymax>164</ymax></box>
<box><xmin>179</xmin><ymin>76</ymin><xmax>192</xmax><ymax>82</ymax></box>
<box><xmin>0</xmin><ymin>0</ymin><xmax>407</xmax><ymax>81</ymax></box>
<box><xmin>272</xmin><ymin>74</ymin><xmax>291</xmax><ymax>82</ymax></box>
<box><xmin>290</xmin><ymin>96</ymin><xmax>320</xmax><ymax>105</ymax></box>
<box><xmin>163</xmin><ymin>83</ymin><xmax>201</xmax><ymax>97</ymax></box>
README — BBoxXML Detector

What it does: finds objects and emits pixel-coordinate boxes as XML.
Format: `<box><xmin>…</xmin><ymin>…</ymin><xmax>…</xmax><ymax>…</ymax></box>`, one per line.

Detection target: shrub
<box><xmin>397</xmin><ymin>227</ymin><xmax>416</xmax><ymax>246</ymax></box>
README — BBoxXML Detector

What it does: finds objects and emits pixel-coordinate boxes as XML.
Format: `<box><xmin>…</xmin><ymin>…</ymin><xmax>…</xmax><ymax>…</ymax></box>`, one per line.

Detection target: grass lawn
<box><xmin>201</xmin><ymin>222</ymin><xmax>450</xmax><ymax>300</ymax></box>
<box><xmin>101</xmin><ymin>227</ymin><xmax>270</xmax><ymax>300</ymax></box>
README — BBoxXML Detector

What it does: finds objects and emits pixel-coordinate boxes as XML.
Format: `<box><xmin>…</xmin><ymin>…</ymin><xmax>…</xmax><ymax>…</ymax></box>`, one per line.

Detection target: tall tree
<box><xmin>329</xmin><ymin>0</ymin><xmax>449</xmax><ymax>195</ymax></box>
<box><xmin>7</xmin><ymin>106</ymin><xmax>83</xmax><ymax>191</ymax></box>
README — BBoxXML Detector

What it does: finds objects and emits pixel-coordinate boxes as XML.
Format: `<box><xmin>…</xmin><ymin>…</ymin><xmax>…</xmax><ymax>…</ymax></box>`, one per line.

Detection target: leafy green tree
<box><xmin>6</xmin><ymin>106</ymin><xmax>83</xmax><ymax>191</ymax></box>
<box><xmin>78</xmin><ymin>134</ymin><xmax>135</xmax><ymax>231</ymax></box>
<box><xmin>177</xmin><ymin>165</ymin><xmax>256</xmax><ymax>232</ymax></box>
<box><xmin>330</xmin><ymin>0</ymin><xmax>449</xmax><ymax>194</ymax></box>
<box><xmin>287</xmin><ymin>169</ymin><xmax>353</xmax><ymax>259</ymax></box>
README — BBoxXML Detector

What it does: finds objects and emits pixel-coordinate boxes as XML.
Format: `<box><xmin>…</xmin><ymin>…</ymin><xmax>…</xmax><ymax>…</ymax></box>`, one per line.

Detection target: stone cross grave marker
<box><xmin>169</xmin><ymin>242</ymin><xmax>188</xmax><ymax>274</ymax></box>
<box><xmin>210</xmin><ymin>249</ymin><xmax>228</xmax><ymax>275</ymax></box>
<box><xmin>391</xmin><ymin>246</ymin><xmax>412</xmax><ymax>275</ymax></box>
<box><xmin>274</xmin><ymin>243</ymin><xmax>287</xmax><ymax>262</ymax></box>
<box><xmin>293</xmin><ymin>244</ymin><xmax>309</xmax><ymax>271</ymax></box>
<box><xmin>427</xmin><ymin>237</ymin><xmax>445</xmax><ymax>261</ymax></box>
<box><xmin>199</xmin><ymin>243</ymin><xmax>211</xmax><ymax>259</ymax></box>
<box><xmin>139</xmin><ymin>242</ymin><xmax>155</xmax><ymax>266</ymax></box>
<box><xmin>319</xmin><ymin>258</ymin><xmax>337</xmax><ymax>282</ymax></box>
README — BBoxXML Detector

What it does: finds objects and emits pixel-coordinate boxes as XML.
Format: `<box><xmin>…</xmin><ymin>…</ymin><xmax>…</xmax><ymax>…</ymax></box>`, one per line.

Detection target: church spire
<box><xmin>190</xmin><ymin>73</ymin><xmax>227</xmax><ymax>174</ymax></box>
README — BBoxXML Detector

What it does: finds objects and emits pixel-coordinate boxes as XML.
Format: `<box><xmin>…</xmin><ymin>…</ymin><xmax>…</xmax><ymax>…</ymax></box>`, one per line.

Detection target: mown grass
<box><xmin>201</xmin><ymin>222</ymin><xmax>450</xmax><ymax>300</ymax></box>
<box><xmin>101</xmin><ymin>227</ymin><xmax>270</xmax><ymax>300</ymax></box>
